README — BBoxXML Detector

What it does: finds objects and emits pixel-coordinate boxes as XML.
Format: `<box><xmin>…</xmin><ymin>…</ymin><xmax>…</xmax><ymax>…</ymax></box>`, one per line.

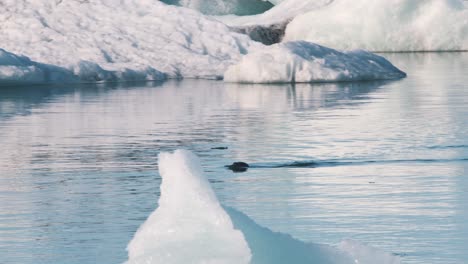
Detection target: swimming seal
<box><xmin>226</xmin><ymin>162</ymin><xmax>250</xmax><ymax>172</ymax></box>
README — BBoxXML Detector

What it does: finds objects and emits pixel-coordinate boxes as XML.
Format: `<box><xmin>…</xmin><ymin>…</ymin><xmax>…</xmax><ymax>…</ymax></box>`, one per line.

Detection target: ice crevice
<box><xmin>125</xmin><ymin>149</ymin><xmax>402</xmax><ymax>264</ymax></box>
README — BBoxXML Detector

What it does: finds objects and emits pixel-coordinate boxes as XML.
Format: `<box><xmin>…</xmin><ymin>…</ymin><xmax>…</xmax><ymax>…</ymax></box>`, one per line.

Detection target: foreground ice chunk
<box><xmin>0</xmin><ymin>0</ymin><xmax>257</xmax><ymax>81</ymax></box>
<box><xmin>284</xmin><ymin>0</ymin><xmax>468</xmax><ymax>52</ymax></box>
<box><xmin>126</xmin><ymin>149</ymin><xmax>401</xmax><ymax>264</ymax></box>
<box><xmin>126</xmin><ymin>150</ymin><xmax>251</xmax><ymax>264</ymax></box>
<box><xmin>224</xmin><ymin>41</ymin><xmax>406</xmax><ymax>83</ymax></box>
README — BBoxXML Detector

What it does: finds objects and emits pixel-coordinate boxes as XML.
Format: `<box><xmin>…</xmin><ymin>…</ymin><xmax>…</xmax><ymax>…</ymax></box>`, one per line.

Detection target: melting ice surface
<box><xmin>126</xmin><ymin>149</ymin><xmax>400</xmax><ymax>264</ymax></box>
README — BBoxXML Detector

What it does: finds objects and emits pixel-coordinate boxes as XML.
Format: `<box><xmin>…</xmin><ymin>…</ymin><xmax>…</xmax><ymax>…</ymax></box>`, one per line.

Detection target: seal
<box><xmin>226</xmin><ymin>162</ymin><xmax>250</xmax><ymax>172</ymax></box>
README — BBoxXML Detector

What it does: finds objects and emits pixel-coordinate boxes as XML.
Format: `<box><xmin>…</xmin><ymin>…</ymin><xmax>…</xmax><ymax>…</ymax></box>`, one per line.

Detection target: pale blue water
<box><xmin>0</xmin><ymin>53</ymin><xmax>467</xmax><ymax>264</ymax></box>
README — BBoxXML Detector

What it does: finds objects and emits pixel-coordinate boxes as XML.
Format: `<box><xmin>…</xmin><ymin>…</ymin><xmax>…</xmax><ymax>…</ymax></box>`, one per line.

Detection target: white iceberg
<box><xmin>0</xmin><ymin>0</ymin><xmax>257</xmax><ymax>82</ymax></box>
<box><xmin>224</xmin><ymin>41</ymin><xmax>406</xmax><ymax>83</ymax></box>
<box><xmin>284</xmin><ymin>0</ymin><xmax>468</xmax><ymax>52</ymax></box>
<box><xmin>126</xmin><ymin>149</ymin><xmax>402</xmax><ymax>264</ymax></box>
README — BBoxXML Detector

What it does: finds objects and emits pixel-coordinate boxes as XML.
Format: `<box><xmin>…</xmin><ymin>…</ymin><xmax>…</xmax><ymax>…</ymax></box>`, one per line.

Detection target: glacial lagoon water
<box><xmin>0</xmin><ymin>52</ymin><xmax>467</xmax><ymax>264</ymax></box>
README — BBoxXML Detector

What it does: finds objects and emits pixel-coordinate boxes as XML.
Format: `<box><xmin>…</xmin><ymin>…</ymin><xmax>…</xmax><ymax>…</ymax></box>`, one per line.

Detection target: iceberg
<box><xmin>126</xmin><ymin>149</ymin><xmax>402</xmax><ymax>264</ymax></box>
<box><xmin>224</xmin><ymin>41</ymin><xmax>407</xmax><ymax>83</ymax></box>
<box><xmin>0</xmin><ymin>0</ymin><xmax>257</xmax><ymax>81</ymax></box>
<box><xmin>284</xmin><ymin>0</ymin><xmax>468</xmax><ymax>52</ymax></box>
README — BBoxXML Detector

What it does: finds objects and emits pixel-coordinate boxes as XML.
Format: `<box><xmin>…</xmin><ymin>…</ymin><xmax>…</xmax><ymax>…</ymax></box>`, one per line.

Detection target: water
<box><xmin>0</xmin><ymin>52</ymin><xmax>467</xmax><ymax>264</ymax></box>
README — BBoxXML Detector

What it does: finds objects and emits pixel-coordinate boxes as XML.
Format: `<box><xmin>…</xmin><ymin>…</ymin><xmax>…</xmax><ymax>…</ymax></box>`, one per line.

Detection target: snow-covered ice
<box><xmin>126</xmin><ymin>149</ymin><xmax>402</xmax><ymax>264</ymax></box>
<box><xmin>285</xmin><ymin>0</ymin><xmax>468</xmax><ymax>52</ymax></box>
<box><xmin>0</xmin><ymin>0</ymin><xmax>257</xmax><ymax>83</ymax></box>
<box><xmin>224</xmin><ymin>41</ymin><xmax>407</xmax><ymax>83</ymax></box>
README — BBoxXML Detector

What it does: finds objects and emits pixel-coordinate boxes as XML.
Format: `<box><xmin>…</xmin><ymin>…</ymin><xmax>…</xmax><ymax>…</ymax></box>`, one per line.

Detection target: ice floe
<box><xmin>224</xmin><ymin>41</ymin><xmax>407</xmax><ymax>83</ymax></box>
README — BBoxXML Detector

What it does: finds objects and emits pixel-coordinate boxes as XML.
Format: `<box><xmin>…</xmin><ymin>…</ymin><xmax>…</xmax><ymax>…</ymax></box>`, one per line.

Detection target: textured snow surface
<box><xmin>224</xmin><ymin>41</ymin><xmax>407</xmax><ymax>83</ymax></box>
<box><xmin>285</xmin><ymin>0</ymin><xmax>468</xmax><ymax>51</ymax></box>
<box><xmin>0</xmin><ymin>0</ymin><xmax>257</xmax><ymax>81</ymax></box>
<box><xmin>126</xmin><ymin>149</ymin><xmax>401</xmax><ymax>264</ymax></box>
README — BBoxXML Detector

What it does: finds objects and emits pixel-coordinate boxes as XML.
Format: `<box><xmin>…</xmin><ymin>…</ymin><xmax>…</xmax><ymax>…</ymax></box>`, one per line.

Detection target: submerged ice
<box><xmin>126</xmin><ymin>149</ymin><xmax>401</xmax><ymax>264</ymax></box>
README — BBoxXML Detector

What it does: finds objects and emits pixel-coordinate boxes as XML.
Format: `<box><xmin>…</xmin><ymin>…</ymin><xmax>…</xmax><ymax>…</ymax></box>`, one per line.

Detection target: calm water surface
<box><xmin>0</xmin><ymin>53</ymin><xmax>467</xmax><ymax>264</ymax></box>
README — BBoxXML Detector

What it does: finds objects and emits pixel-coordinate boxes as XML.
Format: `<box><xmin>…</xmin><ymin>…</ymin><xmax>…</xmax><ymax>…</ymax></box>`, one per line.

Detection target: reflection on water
<box><xmin>0</xmin><ymin>53</ymin><xmax>467</xmax><ymax>264</ymax></box>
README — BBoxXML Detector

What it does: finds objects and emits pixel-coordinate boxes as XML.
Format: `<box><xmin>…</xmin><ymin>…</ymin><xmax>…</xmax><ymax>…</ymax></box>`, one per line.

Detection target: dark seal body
<box><xmin>226</xmin><ymin>162</ymin><xmax>250</xmax><ymax>172</ymax></box>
